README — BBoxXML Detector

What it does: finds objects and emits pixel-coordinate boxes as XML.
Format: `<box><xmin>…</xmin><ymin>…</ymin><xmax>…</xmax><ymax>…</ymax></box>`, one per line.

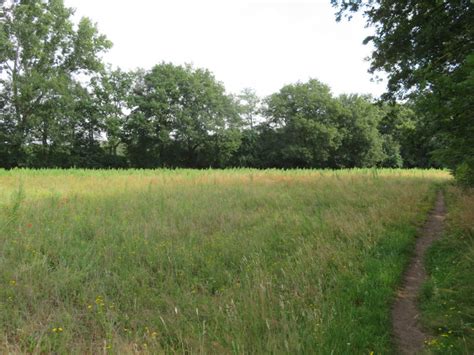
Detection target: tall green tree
<box><xmin>88</xmin><ymin>67</ymin><xmax>135</xmax><ymax>167</ymax></box>
<box><xmin>236</xmin><ymin>87</ymin><xmax>260</xmax><ymax>129</ymax></box>
<box><xmin>261</xmin><ymin>79</ymin><xmax>343</xmax><ymax>168</ymax></box>
<box><xmin>123</xmin><ymin>63</ymin><xmax>242</xmax><ymax>168</ymax></box>
<box><xmin>0</xmin><ymin>0</ymin><xmax>111</xmax><ymax>167</ymax></box>
<box><xmin>332</xmin><ymin>94</ymin><xmax>386</xmax><ymax>167</ymax></box>
<box><xmin>229</xmin><ymin>88</ymin><xmax>261</xmax><ymax>167</ymax></box>
<box><xmin>332</xmin><ymin>0</ymin><xmax>474</xmax><ymax>182</ymax></box>
<box><xmin>378</xmin><ymin>102</ymin><xmax>439</xmax><ymax>168</ymax></box>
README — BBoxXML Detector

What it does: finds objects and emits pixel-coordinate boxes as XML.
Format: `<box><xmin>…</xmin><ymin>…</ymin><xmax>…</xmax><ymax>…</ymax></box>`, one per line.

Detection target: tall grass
<box><xmin>421</xmin><ymin>185</ymin><xmax>474</xmax><ymax>354</ymax></box>
<box><xmin>0</xmin><ymin>169</ymin><xmax>449</xmax><ymax>353</ymax></box>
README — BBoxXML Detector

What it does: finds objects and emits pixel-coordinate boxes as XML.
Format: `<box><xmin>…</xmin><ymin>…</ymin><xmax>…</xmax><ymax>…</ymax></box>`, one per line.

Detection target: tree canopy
<box><xmin>0</xmin><ymin>0</ymin><xmax>111</xmax><ymax>167</ymax></box>
<box><xmin>0</xmin><ymin>0</ymin><xmax>459</xmax><ymax>173</ymax></box>
<box><xmin>331</xmin><ymin>0</ymin><xmax>474</xmax><ymax>183</ymax></box>
<box><xmin>122</xmin><ymin>63</ymin><xmax>241</xmax><ymax>168</ymax></box>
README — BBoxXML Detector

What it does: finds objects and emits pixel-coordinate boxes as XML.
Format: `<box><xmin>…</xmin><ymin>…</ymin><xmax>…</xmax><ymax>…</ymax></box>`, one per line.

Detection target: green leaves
<box><xmin>332</xmin><ymin>0</ymin><xmax>474</xmax><ymax>183</ymax></box>
<box><xmin>122</xmin><ymin>63</ymin><xmax>242</xmax><ymax>168</ymax></box>
<box><xmin>0</xmin><ymin>0</ymin><xmax>111</xmax><ymax>167</ymax></box>
<box><xmin>69</xmin><ymin>17</ymin><xmax>112</xmax><ymax>72</ymax></box>
<box><xmin>258</xmin><ymin>80</ymin><xmax>400</xmax><ymax>169</ymax></box>
<box><xmin>1</xmin><ymin>0</ymin><xmax>458</xmax><ymax>170</ymax></box>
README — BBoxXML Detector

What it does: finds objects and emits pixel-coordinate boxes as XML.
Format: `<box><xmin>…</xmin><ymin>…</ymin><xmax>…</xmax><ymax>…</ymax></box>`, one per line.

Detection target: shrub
<box><xmin>455</xmin><ymin>158</ymin><xmax>474</xmax><ymax>187</ymax></box>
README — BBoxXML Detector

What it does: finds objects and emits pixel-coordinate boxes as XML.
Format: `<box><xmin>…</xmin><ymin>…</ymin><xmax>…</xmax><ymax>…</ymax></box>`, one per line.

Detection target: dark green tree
<box><xmin>333</xmin><ymin>94</ymin><xmax>386</xmax><ymax>167</ymax></box>
<box><xmin>123</xmin><ymin>63</ymin><xmax>242</xmax><ymax>168</ymax></box>
<box><xmin>0</xmin><ymin>0</ymin><xmax>111</xmax><ymax>167</ymax></box>
<box><xmin>378</xmin><ymin>102</ymin><xmax>439</xmax><ymax>168</ymax></box>
<box><xmin>88</xmin><ymin>67</ymin><xmax>135</xmax><ymax>167</ymax></box>
<box><xmin>332</xmin><ymin>0</ymin><xmax>474</xmax><ymax>182</ymax></box>
<box><xmin>261</xmin><ymin>79</ymin><xmax>343</xmax><ymax>168</ymax></box>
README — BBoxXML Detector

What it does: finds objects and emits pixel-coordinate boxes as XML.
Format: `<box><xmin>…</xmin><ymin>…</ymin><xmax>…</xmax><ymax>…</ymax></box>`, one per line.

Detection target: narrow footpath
<box><xmin>392</xmin><ymin>192</ymin><xmax>446</xmax><ymax>354</ymax></box>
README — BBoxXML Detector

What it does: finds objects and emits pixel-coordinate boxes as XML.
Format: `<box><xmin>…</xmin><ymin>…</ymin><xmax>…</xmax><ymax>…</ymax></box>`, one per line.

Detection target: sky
<box><xmin>64</xmin><ymin>0</ymin><xmax>387</xmax><ymax>98</ymax></box>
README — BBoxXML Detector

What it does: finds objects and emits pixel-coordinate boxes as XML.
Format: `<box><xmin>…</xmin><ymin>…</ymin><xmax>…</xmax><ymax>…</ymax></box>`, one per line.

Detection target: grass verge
<box><xmin>421</xmin><ymin>185</ymin><xmax>474</xmax><ymax>354</ymax></box>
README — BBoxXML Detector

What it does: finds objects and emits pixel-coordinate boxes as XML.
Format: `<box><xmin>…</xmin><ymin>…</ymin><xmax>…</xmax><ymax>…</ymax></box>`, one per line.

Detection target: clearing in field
<box><xmin>0</xmin><ymin>169</ymin><xmax>450</xmax><ymax>353</ymax></box>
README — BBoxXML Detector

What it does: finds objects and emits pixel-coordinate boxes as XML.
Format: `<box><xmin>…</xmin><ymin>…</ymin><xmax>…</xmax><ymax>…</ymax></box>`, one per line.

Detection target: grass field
<box><xmin>0</xmin><ymin>169</ymin><xmax>450</xmax><ymax>353</ymax></box>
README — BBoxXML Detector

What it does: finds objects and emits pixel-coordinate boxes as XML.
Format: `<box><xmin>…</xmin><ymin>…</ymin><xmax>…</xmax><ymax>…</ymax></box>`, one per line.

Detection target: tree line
<box><xmin>1</xmin><ymin>0</ymin><xmax>470</xmax><ymax>177</ymax></box>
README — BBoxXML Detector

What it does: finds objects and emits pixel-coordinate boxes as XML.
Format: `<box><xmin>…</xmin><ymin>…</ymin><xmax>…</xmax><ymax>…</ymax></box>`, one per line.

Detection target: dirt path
<box><xmin>392</xmin><ymin>192</ymin><xmax>446</xmax><ymax>354</ymax></box>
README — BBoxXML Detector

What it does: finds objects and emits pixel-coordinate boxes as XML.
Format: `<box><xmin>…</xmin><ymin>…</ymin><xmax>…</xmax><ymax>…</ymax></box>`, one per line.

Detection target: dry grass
<box><xmin>0</xmin><ymin>168</ymin><xmax>450</xmax><ymax>353</ymax></box>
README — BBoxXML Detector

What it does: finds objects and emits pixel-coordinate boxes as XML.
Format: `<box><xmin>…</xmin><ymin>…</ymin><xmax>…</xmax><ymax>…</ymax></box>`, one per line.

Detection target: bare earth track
<box><xmin>392</xmin><ymin>192</ymin><xmax>446</xmax><ymax>354</ymax></box>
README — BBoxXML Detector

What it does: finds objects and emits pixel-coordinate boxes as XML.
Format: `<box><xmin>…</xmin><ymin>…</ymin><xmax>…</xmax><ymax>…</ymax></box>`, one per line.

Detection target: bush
<box><xmin>455</xmin><ymin>158</ymin><xmax>474</xmax><ymax>187</ymax></box>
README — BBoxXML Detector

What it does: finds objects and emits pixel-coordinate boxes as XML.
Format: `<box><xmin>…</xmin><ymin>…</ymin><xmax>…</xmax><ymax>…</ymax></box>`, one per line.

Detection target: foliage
<box><xmin>333</xmin><ymin>94</ymin><xmax>385</xmax><ymax>167</ymax></box>
<box><xmin>123</xmin><ymin>63</ymin><xmax>241</xmax><ymax>168</ymax></box>
<box><xmin>229</xmin><ymin>128</ymin><xmax>259</xmax><ymax>167</ymax></box>
<box><xmin>331</xmin><ymin>0</ymin><xmax>473</xmax><ymax>98</ymax></box>
<box><xmin>454</xmin><ymin>158</ymin><xmax>474</xmax><ymax>188</ymax></box>
<box><xmin>0</xmin><ymin>0</ymin><xmax>111</xmax><ymax>167</ymax></box>
<box><xmin>260</xmin><ymin>80</ymin><xmax>343</xmax><ymax>168</ymax></box>
<box><xmin>90</xmin><ymin>67</ymin><xmax>135</xmax><ymax>159</ymax></box>
<box><xmin>236</xmin><ymin>87</ymin><xmax>260</xmax><ymax>129</ymax></box>
<box><xmin>420</xmin><ymin>53</ymin><xmax>474</xmax><ymax>174</ymax></box>
<box><xmin>378</xmin><ymin>102</ymin><xmax>437</xmax><ymax>168</ymax></box>
<box><xmin>0</xmin><ymin>0</ymin><xmax>459</xmax><ymax>170</ymax></box>
<box><xmin>331</xmin><ymin>0</ymin><xmax>474</xmax><ymax>183</ymax></box>
<box><xmin>257</xmin><ymin>85</ymin><xmax>406</xmax><ymax>169</ymax></box>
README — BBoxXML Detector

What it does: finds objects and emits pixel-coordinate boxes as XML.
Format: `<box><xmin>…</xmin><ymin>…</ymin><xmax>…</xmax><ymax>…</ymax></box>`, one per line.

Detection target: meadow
<box><xmin>0</xmin><ymin>169</ymin><xmax>450</xmax><ymax>353</ymax></box>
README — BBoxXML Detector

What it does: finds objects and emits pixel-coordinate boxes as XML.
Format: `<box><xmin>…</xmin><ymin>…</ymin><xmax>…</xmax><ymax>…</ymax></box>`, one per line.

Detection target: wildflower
<box><xmin>425</xmin><ymin>339</ymin><xmax>438</xmax><ymax>346</ymax></box>
<box><xmin>27</xmin><ymin>223</ymin><xmax>32</xmax><ymax>228</ymax></box>
<box><xmin>9</xmin><ymin>280</ymin><xmax>16</xmax><ymax>286</ymax></box>
<box><xmin>87</xmin><ymin>305</ymin><xmax>93</xmax><ymax>310</ymax></box>
<box><xmin>95</xmin><ymin>296</ymin><xmax>105</xmax><ymax>307</ymax></box>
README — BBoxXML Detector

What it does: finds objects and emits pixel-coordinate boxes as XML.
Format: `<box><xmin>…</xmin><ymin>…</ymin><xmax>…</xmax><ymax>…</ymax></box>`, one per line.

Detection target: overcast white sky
<box><xmin>64</xmin><ymin>0</ymin><xmax>386</xmax><ymax>98</ymax></box>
